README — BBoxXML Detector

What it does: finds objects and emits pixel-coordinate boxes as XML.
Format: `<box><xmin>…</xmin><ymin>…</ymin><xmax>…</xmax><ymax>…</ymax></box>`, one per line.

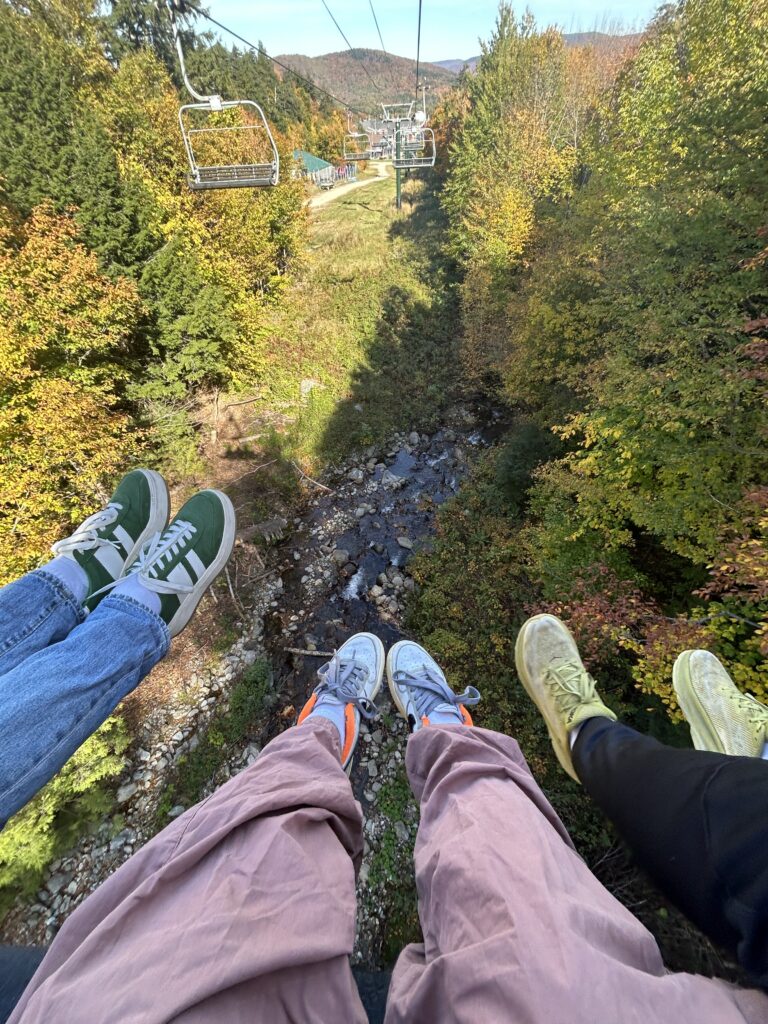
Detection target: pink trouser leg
<box><xmin>10</xmin><ymin>719</ymin><xmax>366</xmax><ymax>1024</ymax></box>
<box><xmin>384</xmin><ymin>725</ymin><xmax>768</xmax><ymax>1024</ymax></box>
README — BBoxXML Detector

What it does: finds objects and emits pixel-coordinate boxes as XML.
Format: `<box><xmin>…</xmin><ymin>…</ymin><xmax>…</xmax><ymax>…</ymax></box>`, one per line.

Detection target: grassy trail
<box><xmin>255</xmin><ymin>175</ymin><xmax>460</xmax><ymax>471</ymax></box>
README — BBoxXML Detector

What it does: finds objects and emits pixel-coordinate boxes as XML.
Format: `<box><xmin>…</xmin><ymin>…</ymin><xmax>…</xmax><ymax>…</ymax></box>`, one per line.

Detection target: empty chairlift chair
<box><xmin>167</xmin><ymin>1</ymin><xmax>279</xmax><ymax>189</ymax></box>
<box><xmin>393</xmin><ymin>127</ymin><xmax>436</xmax><ymax>169</ymax></box>
<box><xmin>343</xmin><ymin>131</ymin><xmax>373</xmax><ymax>162</ymax></box>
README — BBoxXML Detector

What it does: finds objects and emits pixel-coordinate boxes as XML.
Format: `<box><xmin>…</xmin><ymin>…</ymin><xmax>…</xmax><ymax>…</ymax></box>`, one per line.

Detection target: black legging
<box><xmin>574</xmin><ymin>718</ymin><xmax>768</xmax><ymax>988</ymax></box>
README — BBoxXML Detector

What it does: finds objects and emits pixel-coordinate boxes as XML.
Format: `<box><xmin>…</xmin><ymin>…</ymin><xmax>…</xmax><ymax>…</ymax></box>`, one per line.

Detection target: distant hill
<box><xmin>276</xmin><ymin>49</ymin><xmax>455</xmax><ymax>115</ymax></box>
<box><xmin>433</xmin><ymin>57</ymin><xmax>479</xmax><ymax>73</ymax></box>
<box><xmin>435</xmin><ymin>32</ymin><xmax>642</xmax><ymax>74</ymax></box>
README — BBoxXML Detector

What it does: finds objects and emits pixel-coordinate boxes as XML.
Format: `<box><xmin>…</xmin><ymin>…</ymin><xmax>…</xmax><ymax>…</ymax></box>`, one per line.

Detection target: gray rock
<box><xmin>347</xmin><ymin>468</ymin><xmax>365</xmax><ymax>483</ymax></box>
<box><xmin>409</xmin><ymin>431</ymin><xmax>420</xmax><ymax>446</ymax></box>
<box><xmin>47</xmin><ymin>870</ymin><xmax>74</xmax><ymax>895</ymax></box>
<box><xmin>367</xmin><ymin>761</ymin><xmax>379</xmax><ymax>779</ymax></box>
<box><xmin>397</xmin><ymin>536</ymin><xmax>413</xmax><ymax>550</ymax></box>
<box><xmin>116</xmin><ymin>782</ymin><xmax>138</xmax><ymax>805</ymax></box>
<box><xmin>109</xmin><ymin>829</ymin><xmax>134</xmax><ymax>852</ymax></box>
<box><xmin>369</xmin><ymin>585</ymin><xmax>384</xmax><ymax>598</ymax></box>
<box><xmin>381</xmin><ymin>470</ymin><xmax>406</xmax><ymax>491</ymax></box>
<box><xmin>394</xmin><ymin>821</ymin><xmax>409</xmax><ymax>843</ymax></box>
<box><xmin>169</xmin><ymin>805</ymin><xmax>186</xmax><ymax>819</ymax></box>
<box><xmin>332</xmin><ymin>548</ymin><xmax>350</xmax><ymax>566</ymax></box>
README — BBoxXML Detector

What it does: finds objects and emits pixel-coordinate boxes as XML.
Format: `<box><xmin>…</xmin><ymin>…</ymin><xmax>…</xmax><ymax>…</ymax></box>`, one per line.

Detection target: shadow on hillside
<box><xmin>315</xmin><ymin>179</ymin><xmax>462</xmax><ymax>461</ymax></box>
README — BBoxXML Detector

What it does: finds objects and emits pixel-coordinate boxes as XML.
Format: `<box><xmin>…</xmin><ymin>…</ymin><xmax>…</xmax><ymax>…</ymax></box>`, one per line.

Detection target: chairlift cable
<box><xmin>187</xmin><ymin>3</ymin><xmax>376</xmax><ymax>117</ymax></box>
<box><xmin>318</xmin><ymin>0</ymin><xmax>383</xmax><ymax>95</ymax></box>
<box><xmin>414</xmin><ymin>0</ymin><xmax>423</xmax><ymax>106</ymax></box>
<box><xmin>368</xmin><ymin>0</ymin><xmax>387</xmax><ymax>54</ymax></box>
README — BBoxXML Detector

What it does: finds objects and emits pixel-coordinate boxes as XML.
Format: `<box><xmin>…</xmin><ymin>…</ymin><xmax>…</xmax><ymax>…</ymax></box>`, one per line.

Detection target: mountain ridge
<box><xmin>435</xmin><ymin>31</ymin><xmax>643</xmax><ymax>72</ymax></box>
<box><xmin>276</xmin><ymin>48</ymin><xmax>455</xmax><ymax>114</ymax></box>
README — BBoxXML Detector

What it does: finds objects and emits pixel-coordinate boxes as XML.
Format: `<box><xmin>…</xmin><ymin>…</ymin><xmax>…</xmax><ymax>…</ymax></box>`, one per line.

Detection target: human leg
<box><xmin>0</xmin><ymin>489</ymin><xmax>235</xmax><ymax>826</ymax></box>
<box><xmin>383</xmin><ymin>640</ymin><xmax>766</xmax><ymax>1024</ymax></box>
<box><xmin>0</xmin><ymin>469</ymin><xmax>168</xmax><ymax>676</ymax></box>
<box><xmin>9</xmin><ymin>633</ymin><xmax>387</xmax><ymax>1024</ymax></box>
<box><xmin>8</xmin><ymin>721</ymin><xmax>367</xmax><ymax>1024</ymax></box>
<box><xmin>517</xmin><ymin>613</ymin><xmax>768</xmax><ymax>988</ymax></box>
<box><xmin>0</xmin><ymin>594</ymin><xmax>169</xmax><ymax>826</ymax></box>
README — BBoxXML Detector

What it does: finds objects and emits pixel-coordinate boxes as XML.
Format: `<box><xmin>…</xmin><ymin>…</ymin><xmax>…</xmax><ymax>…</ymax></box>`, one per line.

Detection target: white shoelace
<box><xmin>51</xmin><ymin>503</ymin><xmax>123</xmax><ymax>556</ymax></box>
<box><xmin>91</xmin><ymin>520</ymin><xmax>198</xmax><ymax>600</ymax></box>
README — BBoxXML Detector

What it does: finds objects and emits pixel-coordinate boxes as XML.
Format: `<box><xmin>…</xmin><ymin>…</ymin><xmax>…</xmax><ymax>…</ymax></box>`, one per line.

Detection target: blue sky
<box><xmin>204</xmin><ymin>0</ymin><xmax>660</xmax><ymax>63</ymax></box>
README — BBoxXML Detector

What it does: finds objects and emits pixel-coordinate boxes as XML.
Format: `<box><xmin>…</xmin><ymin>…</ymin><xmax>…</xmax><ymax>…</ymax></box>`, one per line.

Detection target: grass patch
<box><xmin>155</xmin><ymin>659</ymin><xmax>274</xmax><ymax>825</ymax></box>
<box><xmin>255</xmin><ymin>176</ymin><xmax>461</xmax><ymax>469</ymax></box>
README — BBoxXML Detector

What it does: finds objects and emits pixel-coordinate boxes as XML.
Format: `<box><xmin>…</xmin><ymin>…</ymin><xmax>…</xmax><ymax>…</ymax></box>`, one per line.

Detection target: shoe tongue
<box><xmin>433</xmin><ymin>701</ymin><xmax>461</xmax><ymax>715</ymax></box>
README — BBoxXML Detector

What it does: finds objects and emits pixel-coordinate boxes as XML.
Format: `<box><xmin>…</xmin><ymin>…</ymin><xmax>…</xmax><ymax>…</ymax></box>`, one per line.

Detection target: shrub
<box><xmin>0</xmin><ymin>716</ymin><xmax>129</xmax><ymax>912</ymax></box>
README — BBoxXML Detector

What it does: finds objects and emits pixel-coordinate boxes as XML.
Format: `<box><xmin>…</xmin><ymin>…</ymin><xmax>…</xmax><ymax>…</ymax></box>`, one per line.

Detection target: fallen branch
<box><xmin>224</xmin><ymin>565</ymin><xmax>247</xmax><ymax>618</ymax></box>
<box><xmin>286</xmin><ymin>647</ymin><xmax>334</xmax><ymax>658</ymax></box>
<box><xmin>292</xmin><ymin>460</ymin><xmax>335</xmax><ymax>494</ymax></box>
<box><xmin>228</xmin><ymin>460</ymin><xmax>277</xmax><ymax>486</ymax></box>
<box><xmin>223</xmin><ymin>396</ymin><xmax>263</xmax><ymax>411</ymax></box>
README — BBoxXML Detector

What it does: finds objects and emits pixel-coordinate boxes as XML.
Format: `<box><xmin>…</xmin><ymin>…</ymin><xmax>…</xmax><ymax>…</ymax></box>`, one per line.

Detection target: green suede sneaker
<box><xmin>673</xmin><ymin>650</ymin><xmax>768</xmax><ymax>757</ymax></box>
<box><xmin>51</xmin><ymin>469</ymin><xmax>169</xmax><ymax>609</ymax></box>
<box><xmin>515</xmin><ymin>613</ymin><xmax>617</xmax><ymax>782</ymax></box>
<box><xmin>118</xmin><ymin>489</ymin><xmax>236</xmax><ymax>637</ymax></box>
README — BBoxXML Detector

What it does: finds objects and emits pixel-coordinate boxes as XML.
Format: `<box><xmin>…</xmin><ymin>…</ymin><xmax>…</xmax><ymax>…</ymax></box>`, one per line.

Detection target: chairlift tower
<box><xmin>380</xmin><ymin>102</ymin><xmax>414</xmax><ymax>211</ymax></box>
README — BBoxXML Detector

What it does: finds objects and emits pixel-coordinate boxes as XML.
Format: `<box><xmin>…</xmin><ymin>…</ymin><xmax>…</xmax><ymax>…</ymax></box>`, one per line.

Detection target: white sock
<box><xmin>41</xmin><ymin>556</ymin><xmax>89</xmax><ymax>604</ymax></box>
<box><xmin>761</xmin><ymin>741</ymin><xmax>768</xmax><ymax>761</ymax></box>
<box><xmin>112</xmin><ymin>574</ymin><xmax>162</xmax><ymax>615</ymax></box>
<box><xmin>309</xmin><ymin>701</ymin><xmax>346</xmax><ymax>743</ymax></box>
<box><xmin>569</xmin><ymin>722</ymin><xmax>585</xmax><ymax>750</ymax></box>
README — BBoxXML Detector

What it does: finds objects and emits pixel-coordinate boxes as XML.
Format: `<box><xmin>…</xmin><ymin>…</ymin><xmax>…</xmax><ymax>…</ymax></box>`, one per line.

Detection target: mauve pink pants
<box><xmin>10</xmin><ymin>719</ymin><xmax>768</xmax><ymax>1023</ymax></box>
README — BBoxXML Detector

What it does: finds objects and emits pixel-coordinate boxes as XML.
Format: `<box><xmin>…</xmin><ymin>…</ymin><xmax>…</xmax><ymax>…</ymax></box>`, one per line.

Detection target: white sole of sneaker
<box><xmin>514</xmin><ymin>614</ymin><xmax>580</xmax><ymax>782</ymax></box>
<box><xmin>386</xmin><ymin>640</ymin><xmax>424</xmax><ymax>728</ymax></box>
<box><xmin>167</xmin><ymin>490</ymin><xmax>237</xmax><ymax>638</ymax></box>
<box><xmin>341</xmin><ymin>632</ymin><xmax>385</xmax><ymax>772</ymax></box>
<box><xmin>672</xmin><ymin>650</ymin><xmax>726</xmax><ymax>754</ymax></box>
<box><xmin>120</xmin><ymin>470</ymin><xmax>170</xmax><ymax>573</ymax></box>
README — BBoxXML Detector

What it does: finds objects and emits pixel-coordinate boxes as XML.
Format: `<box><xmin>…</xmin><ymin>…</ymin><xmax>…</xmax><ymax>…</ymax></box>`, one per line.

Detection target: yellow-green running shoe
<box><xmin>673</xmin><ymin>650</ymin><xmax>768</xmax><ymax>757</ymax></box>
<box><xmin>515</xmin><ymin>613</ymin><xmax>617</xmax><ymax>782</ymax></box>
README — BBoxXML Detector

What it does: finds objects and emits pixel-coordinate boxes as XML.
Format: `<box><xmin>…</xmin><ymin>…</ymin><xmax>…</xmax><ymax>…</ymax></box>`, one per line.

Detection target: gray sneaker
<box><xmin>298</xmin><ymin>633</ymin><xmax>385</xmax><ymax>769</ymax></box>
<box><xmin>387</xmin><ymin>640</ymin><xmax>480</xmax><ymax>732</ymax></box>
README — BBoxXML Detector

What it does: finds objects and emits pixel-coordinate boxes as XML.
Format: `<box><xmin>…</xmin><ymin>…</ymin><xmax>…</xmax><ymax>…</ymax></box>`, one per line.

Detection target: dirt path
<box><xmin>308</xmin><ymin>162</ymin><xmax>390</xmax><ymax>209</ymax></box>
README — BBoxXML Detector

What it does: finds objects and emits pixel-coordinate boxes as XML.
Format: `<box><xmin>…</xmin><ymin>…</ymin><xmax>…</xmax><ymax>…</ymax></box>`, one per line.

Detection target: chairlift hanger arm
<box><xmin>165</xmin><ymin>0</ymin><xmax>221</xmax><ymax>106</ymax></box>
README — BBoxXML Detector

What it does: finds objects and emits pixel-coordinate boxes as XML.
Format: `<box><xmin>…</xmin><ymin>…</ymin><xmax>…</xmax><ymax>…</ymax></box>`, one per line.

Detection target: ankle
<box><xmin>40</xmin><ymin>556</ymin><xmax>89</xmax><ymax>605</ymax></box>
<box><xmin>111</xmin><ymin>573</ymin><xmax>162</xmax><ymax>616</ymax></box>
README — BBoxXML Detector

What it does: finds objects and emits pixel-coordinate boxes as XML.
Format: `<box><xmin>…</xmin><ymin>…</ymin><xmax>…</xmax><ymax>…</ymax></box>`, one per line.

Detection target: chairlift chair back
<box><xmin>168</xmin><ymin>1</ymin><xmax>279</xmax><ymax>190</ymax></box>
<box><xmin>343</xmin><ymin>131</ymin><xmax>373</xmax><ymax>161</ymax></box>
<box><xmin>393</xmin><ymin>127</ymin><xmax>436</xmax><ymax>168</ymax></box>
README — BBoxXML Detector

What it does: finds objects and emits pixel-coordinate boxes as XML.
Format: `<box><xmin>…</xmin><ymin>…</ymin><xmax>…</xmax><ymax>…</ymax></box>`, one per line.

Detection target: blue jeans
<box><xmin>0</xmin><ymin>570</ymin><xmax>169</xmax><ymax>828</ymax></box>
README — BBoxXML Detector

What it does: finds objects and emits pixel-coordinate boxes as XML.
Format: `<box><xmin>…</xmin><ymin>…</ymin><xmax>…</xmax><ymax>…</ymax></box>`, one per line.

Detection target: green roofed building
<box><xmin>293</xmin><ymin>150</ymin><xmax>332</xmax><ymax>173</ymax></box>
